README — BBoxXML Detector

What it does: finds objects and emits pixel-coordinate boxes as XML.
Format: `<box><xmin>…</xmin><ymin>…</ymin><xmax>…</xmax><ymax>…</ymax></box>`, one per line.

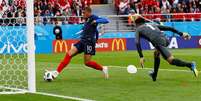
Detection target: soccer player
<box><xmin>50</xmin><ymin>7</ymin><xmax>110</xmax><ymax>79</ymax></box>
<box><xmin>133</xmin><ymin>14</ymin><xmax>198</xmax><ymax>81</ymax></box>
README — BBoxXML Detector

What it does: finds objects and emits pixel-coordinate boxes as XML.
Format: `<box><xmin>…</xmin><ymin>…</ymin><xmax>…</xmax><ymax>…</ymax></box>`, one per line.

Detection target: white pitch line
<box><xmin>0</xmin><ymin>86</ymin><xmax>28</xmax><ymax>94</ymax></box>
<box><xmin>35</xmin><ymin>92</ymin><xmax>94</xmax><ymax>101</ymax></box>
<box><xmin>36</xmin><ymin>62</ymin><xmax>199</xmax><ymax>73</ymax></box>
<box><xmin>34</xmin><ymin>64</ymin><xmax>197</xmax><ymax>101</ymax></box>
<box><xmin>107</xmin><ymin>65</ymin><xmax>200</xmax><ymax>73</ymax></box>
<box><xmin>0</xmin><ymin>92</ymin><xmax>27</xmax><ymax>94</ymax></box>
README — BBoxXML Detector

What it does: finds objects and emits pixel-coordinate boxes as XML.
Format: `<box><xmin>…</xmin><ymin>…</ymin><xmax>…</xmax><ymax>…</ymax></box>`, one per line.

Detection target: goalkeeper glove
<box><xmin>182</xmin><ymin>32</ymin><xmax>191</xmax><ymax>40</ymax></box>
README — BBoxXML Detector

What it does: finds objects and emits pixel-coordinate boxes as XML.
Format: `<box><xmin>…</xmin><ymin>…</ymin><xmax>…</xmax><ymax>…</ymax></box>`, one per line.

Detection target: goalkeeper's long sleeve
<box><xmin>135</xmin><ymin>31</ymin><xmax>143</xmax><ymax>58</ymax></box>
<box><xmin>157</xmin><ymin>25</ymin><xmax>183</xmax><ymax>36</ymax></box>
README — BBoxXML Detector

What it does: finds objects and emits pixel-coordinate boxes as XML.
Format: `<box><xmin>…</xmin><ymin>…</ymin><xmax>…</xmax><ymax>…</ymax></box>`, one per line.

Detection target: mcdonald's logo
<box><xmin>54</xmin><ymin>40</ymin><xmax>68</xmax><ymax>53</ymax></box>
<box><xmin>112</xmin><ymin>39</ymin><xmax>125</xmax><ymax>51</ymax></box>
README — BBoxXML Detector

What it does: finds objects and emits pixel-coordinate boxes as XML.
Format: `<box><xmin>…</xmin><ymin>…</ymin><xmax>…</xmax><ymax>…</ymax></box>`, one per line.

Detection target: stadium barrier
<box><xmin>0</xmin><ymin>14</ymin><xmax>201</xmax><ymax>54</ymax></box>
<box><xmin>0</xmin><ymin>26</ymin><xmax>200</xmax><ymax>54</ymax></box>
<box><xmin>34</xmin><ymin>14</ymin><xmax>201</xmax><ymax>39</ymax></box>
<box><xmin>33</xmin><ymin>21</ymin><xmax>201</xmax><ymax>41</ymax></box>
<box><xmin>52</xmin><ymin>36</ymin><xmax>200</xmax><ymax>53</ymax></box>
<box><xmin>53</xmin><ymin>38</ymin><xmax>127</xmax><ymax>53</ymax></box>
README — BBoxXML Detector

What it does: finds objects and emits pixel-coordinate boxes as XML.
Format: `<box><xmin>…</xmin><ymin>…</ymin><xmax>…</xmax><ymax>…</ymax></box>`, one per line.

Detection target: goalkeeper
<box><xmin>133</xmin><ymin>15</ymin><xmax>198</xmax><ymax>81</ymax></box>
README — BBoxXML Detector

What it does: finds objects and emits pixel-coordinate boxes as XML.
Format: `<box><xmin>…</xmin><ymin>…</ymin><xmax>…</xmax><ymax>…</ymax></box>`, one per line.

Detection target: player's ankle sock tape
<box><xmin>171</xmin><ymin>59</ymin><xmax>192</xmax><ymax>68</ymax></box>
<box><xmin>85</xmin><ymin>61</ymin><xmax>103</xmax><ymax>71</ymax></box>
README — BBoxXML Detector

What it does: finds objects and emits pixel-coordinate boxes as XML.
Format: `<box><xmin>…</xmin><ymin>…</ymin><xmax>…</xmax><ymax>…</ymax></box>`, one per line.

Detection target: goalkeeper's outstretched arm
<box><xmin>157</xmin><ymin>25</ymin><xmax>183</xmax><ymax>36</ymax></box>
<box><xmin>157</xmin><ymin>25</ymin><xmax>191</xmax><ymax>40</ymax></box>
<box><xmin>135</xmin><ymin>31</ymin><xmax>145</xmax><ymax>68</ymax></box>
<box><xmin>135</xmin><ymin>31</ymin><xmax>143</xmax><ymax>58</ymax></box>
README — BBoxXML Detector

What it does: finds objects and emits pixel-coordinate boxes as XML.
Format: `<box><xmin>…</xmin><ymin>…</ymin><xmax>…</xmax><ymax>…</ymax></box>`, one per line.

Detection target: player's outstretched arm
<box><xmin>157</xmin><ymin>25</ymin><xmax>191</xmax><ymax>40</ymax></box>
<box><xmin>135</xmin><ymin>32</ymin><xmax>143</xmax><ymax>58</ymax></box>
<box><xmin>95</xmin><ymin>29</ymin><xmax>99</xmax><ymax>41</ymax></box>
<box><xmin>135</xmin><ymin>32</ymin><xmax>145</xmax><ymax>68</ymax></box>
<box><xmin>136</xmin><ymin>40</ymin><xmax>143</xmax><ymax>58</ymax></box>
<box><xmin>157</xmin><ymin>25</ymin><xmax>183</xmax><ymax>36</ymax></box>
<box><xmin>93</xmin><ymin>16</ymin><xmax>110</xmax><ymax>24</ymax></box>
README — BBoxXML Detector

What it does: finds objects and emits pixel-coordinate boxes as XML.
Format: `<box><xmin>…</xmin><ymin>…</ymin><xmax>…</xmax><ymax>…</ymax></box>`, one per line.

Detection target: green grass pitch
<box><xmin>1</xmin><ymin>49</ymin><xmax>201</xmax><ymax>101</ymax></box>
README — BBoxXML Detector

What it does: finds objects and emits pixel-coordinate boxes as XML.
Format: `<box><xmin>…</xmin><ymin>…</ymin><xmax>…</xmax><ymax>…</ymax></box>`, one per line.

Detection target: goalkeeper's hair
<box><xmin>135</xmin><ymin>16</ymin><xmax>146</xmax><ymax>24</ymax></box>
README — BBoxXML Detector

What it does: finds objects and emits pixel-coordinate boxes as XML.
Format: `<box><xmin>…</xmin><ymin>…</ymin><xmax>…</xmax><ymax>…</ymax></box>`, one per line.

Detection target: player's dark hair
<box><xmin>84</xmin><ymin>7</ymin><xmax>92</xmax><ymax>13</ymax></box>
<box><xmin>135</xmin><ymin>16</ymin><xmax>146</xmax><ymax>24</ymax></box>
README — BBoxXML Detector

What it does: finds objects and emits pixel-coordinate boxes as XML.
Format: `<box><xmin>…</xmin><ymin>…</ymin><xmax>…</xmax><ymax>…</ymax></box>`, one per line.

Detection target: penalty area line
<box><xmin>35</xmin><ymin>92</ymin><xmax>94</xmax><ymax>101</ymax></box>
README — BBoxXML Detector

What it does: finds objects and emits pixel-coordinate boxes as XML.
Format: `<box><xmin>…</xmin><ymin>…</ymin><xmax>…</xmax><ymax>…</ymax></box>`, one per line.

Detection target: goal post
<box><xmin>27</xmin><ymin>0</ymin><xmax>36</xmax><ymax>93</ymax></box>
<box><xmin>0</xmin><ymin>0</ymin><xmax>36</xmax><ymax>94</ymax></box>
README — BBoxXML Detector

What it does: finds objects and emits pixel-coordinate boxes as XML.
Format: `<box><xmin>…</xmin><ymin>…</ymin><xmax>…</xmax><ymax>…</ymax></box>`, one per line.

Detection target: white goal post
<box><xmin>0</xmin><ymin>0</ymin><xmax>36</xmax><ymax>94</ymax></box>
<box><xmin>27</xmin><ymin>0</ymin><xmax>36</xmax><ymax>93</ymax></box>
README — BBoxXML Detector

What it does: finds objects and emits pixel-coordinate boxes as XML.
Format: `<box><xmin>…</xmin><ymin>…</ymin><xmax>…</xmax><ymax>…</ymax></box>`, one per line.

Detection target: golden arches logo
<box><xmin>112</xmin><ymin>39</ymin><xmax>125</xmax><ymax>51</ymax></box>
<box><xmin>54</xmin><ymin>40</ymin><xmax>68</xmax><ymax>53</ymax></box>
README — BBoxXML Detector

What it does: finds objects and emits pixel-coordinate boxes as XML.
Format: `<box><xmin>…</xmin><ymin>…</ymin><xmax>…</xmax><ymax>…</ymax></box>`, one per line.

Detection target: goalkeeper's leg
<box><xmin>167</xmin><ymin>56</ymin><xmax>198</xmax><ymax>77</ymax></box>
<box><xmin>149</xmin><ymin>50</ymin><xmax>160</xmax><ymax>81</ymax></box>
<box><xmin>156</xmin><ymin>45</ymin><xmax>198</xmax><ymax>77</ymax></box>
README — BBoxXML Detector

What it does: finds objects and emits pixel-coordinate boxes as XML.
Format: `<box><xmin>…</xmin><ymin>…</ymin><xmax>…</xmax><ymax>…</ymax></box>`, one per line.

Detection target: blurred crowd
<box><xmin>0</xmin><ymin>0</ymin><xmax>200</xmax><ymax>24</ymax></box>
<box><xmin>0</xmin><ymin>0</ymin><xmax>26</xmax><ymax>18</ymax></box>
<box><xmin>0</xmin><ymin>0</ymin><xmax>92</xmax><ymax>18</ymax></box>
<box><xmin>115</xmin><ymin>0</ymin><xmax>201</xmax><ymax>21</ymax></box>
<box><xmin>34</xmin><ymin>0</ymin><xmax>92</xmax><ymax>17</ymax></box>
<box><xmin>34</xmin><ymin>0</ymin><xmax>92</xmax><ymax>24</ymax></box>
<box><xmin>0</xmin><ymin>0</ymin><xmax>92</xmax><ymax>24</ymax></box>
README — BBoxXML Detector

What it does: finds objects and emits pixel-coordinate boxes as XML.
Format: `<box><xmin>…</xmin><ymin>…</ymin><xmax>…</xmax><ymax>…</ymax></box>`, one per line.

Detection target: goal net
<box><xmin>0</xmin><ymin>0</ymin><xmax>35</xmax><ymax>94</ymax></box>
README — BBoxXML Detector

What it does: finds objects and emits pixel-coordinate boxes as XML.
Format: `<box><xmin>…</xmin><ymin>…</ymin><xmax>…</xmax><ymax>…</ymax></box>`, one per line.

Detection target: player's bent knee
<box><xmin>85</xmin><ymin>63</ymin><xmax>88</xmax><ymax>66</ymax></box>
<box><xmin>154</xmin><ymin>51</ymin><xmax>160</xmax><ymax>57</ymax></box>
<box><xmin>68</xmin><ymin>47</ymin><xmax>78</xmax><ymax>57</ymax></box>
<box><xmin>167</xmin><ymin>56</ymin><xmax>174</xmax><ymax>64</ymax></box>
<box><xmin>84</xmin><ymin>61</ymin><xmax>90</xmax><ymax>66</ymax></box>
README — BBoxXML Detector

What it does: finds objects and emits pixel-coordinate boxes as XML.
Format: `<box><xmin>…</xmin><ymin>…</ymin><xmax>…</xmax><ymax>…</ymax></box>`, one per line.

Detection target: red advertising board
<box><xmin>53</xmin><ymin>38</ymin><xmax>127</xmax><ymax>53</ymax></box>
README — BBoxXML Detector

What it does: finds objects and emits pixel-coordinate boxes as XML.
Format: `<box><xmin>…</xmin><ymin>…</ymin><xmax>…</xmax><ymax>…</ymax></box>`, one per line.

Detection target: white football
<box><xmin>44</xmin><ymin>71</ymin><xmax>54</xmax><ymax>82</ymax></box>
<box><xmin>127</xmin><ymin>65</ymin><xmax>137</xmax><ymax>74</ymax></box>
<box><xmin>55</xmin><ymin>29</ymin><xmax>60</xmax><ymax>33</ymax></box>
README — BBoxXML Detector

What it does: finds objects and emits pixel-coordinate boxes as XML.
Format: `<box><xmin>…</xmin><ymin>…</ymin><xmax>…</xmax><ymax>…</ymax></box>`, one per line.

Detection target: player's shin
<box><xmin>170</xmin><ymin>59</ymin><xmax>192</xmax><ymax>68</ymax></box>
<box><xmin>85</xmin><ymin>61</ymin><xmax>103</xmax><ymax>70</ymax></box>
<box><xmin>150</xmin><ymin>52</ymin><xmax>160</xmax><ymax>81</ymax></box>
<box><xmin>170</xmin><ymin>59</ymin><xmax>198</xmax><ymax>77</ymax></box>
<box><xmin>153</xmin><ymin>56</ymin><xmax>160</xmax><ymax>78</ymax></box>
<box><xmin>56</xmin><ymin>53</ymin><xmax>72</xmax><ymax>74</ymax></box>
<box><xmin>85</xmin><ymin>61</ymin><xmax>109</xmax><ymax>79</ymax></box>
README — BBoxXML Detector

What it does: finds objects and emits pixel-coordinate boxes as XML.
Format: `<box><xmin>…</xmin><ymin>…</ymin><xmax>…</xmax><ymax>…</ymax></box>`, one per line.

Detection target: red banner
<box><xmin>53</xmin><ymin>38</ymin><xmax>127</xmax><ymax>53</ymax></box>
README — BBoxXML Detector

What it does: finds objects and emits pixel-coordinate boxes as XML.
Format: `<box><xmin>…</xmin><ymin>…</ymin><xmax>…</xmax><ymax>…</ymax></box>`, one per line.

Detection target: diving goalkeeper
<box><xmin>133</xmin><ymin>14</ymin><xmax>198</xmax><ymax>81</ymax></box>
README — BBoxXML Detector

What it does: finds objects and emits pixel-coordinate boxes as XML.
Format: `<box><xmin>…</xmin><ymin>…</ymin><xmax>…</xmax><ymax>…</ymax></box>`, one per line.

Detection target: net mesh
<box><xmin>0</xmin><ymin>17</ymin><xmax>28</xmax><ymax>93</ymax></box>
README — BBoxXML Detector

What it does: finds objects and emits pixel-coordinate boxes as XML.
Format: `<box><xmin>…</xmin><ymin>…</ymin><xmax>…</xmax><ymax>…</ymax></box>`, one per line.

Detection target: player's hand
<box><xmin>182</xmin><ymin>32</ymin><xmax>191</xmax><ymax>40</ymax></box>
<box><xmin>91</xmin><ymin>20</ymin><xmax>96</xmax><ymax>25</ymax></box>
<box><xmin>140</xmin><ymin>57</ymin><xmax>145</xmax><ymax>68</ymax></box>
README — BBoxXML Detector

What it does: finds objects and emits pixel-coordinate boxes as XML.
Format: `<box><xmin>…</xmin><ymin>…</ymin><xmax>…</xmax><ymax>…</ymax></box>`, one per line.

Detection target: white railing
<box><xmin>0</xmin><ymin>13</ymin><xmax>200</xmax><ymax>32</ymax></box>
<box><xmin>0</xmin><ymin>13</ymin><xmax>200</xmax><ymax>26</ymax></box>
